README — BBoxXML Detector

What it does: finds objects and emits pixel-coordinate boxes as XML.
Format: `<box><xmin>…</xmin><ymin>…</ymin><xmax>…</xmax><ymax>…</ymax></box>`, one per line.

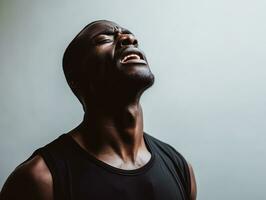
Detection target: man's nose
<box><xmin>117</xmin><ymin>34</ymin><xmax>138</xmax><ymax>48</ymax></box>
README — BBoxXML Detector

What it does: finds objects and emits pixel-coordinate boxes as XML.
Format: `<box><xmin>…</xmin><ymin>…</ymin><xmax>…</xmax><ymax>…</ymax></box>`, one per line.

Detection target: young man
<box><xmin>0</xmin><ymin>20</ymin><xmax>197</xmax><ymax>200</ymax></box>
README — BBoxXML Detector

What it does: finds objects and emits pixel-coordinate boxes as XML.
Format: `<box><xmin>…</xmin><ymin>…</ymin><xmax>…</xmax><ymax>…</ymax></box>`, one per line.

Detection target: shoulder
<box><xmin>145</xmin><ymin>132</ymin><xmax>197</xmax><ymax>199</ymax></box>
<box><xmin>144</xmin><ymin>132</ymin><xmax>187</xmax><ymax>166</ymax></box>
<box><xmin>0</xmin><ymin>155</ymin><xmax>53</xmax><ymax>200</ymax></box>
<box><xmin>187</xmin><ymin>163</ymin><xmax>197</xmax><ymax>200</ymax></box>
<box><xmin>145</xmin><ymin>132</ymin><xmax>190</xmax><ymax>176</ymax></box>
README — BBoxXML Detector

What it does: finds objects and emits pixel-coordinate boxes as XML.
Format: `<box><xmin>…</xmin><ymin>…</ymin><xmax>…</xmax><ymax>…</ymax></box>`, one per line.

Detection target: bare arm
<box><xmin>188</xmin><ymin>163</ymin><xmax>197</xmax><ymax>200</ymax></box>
<box><xmin>0</xmin><ymin>155</ymin><xmax>53</xmax><ymax>200</ymax></box>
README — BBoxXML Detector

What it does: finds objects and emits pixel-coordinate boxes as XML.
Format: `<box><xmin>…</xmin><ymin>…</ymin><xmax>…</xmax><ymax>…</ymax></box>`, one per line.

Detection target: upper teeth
<box><xmin>122</xmin><ymin>54</ymin><xmax>140</xmax><ymax>63</ymax></box>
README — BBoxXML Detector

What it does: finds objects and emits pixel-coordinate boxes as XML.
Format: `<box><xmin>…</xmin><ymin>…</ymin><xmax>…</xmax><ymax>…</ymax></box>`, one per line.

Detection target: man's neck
<box><xmin>70</xmin><ymin>102</ymin><xmax>148</xmax><ymax>166</ymax></box>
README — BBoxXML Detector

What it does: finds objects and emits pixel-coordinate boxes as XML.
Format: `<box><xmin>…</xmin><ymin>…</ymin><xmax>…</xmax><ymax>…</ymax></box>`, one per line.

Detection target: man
<box><xmin>0</xmin><ymin>20</ymin><xmax>197</xmax><ymax>200</ymax></box>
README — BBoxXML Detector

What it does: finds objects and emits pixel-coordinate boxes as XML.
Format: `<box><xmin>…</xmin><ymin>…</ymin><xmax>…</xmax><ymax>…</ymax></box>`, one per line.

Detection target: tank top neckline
<box><xmin>63</xmin><ymin>132</ymin><xmax>156</xmax><ymax>176</ymax></box>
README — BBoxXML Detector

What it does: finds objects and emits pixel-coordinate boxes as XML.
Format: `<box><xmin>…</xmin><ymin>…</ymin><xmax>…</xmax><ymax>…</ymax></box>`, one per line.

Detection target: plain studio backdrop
<box><xmin>1</xmin><ymin>0</ymin><xmax>266</xmax><ymax>199</ymax></box>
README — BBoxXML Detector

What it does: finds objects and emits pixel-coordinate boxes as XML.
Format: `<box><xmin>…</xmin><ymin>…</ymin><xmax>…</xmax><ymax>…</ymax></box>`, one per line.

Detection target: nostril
<box><xmin>133</xmin><ymin>39</ymin><xmax>138</xmax><ymax>46</ymax></box>
<box><xmin>119</xmin><ymin>36</ymin><xmax>138</xmax><ymax>47</ymax></box>
<box><xmin>121</xmin><ymin>38</ymin><xmax>131</xmax><ymax>46</ymax></box>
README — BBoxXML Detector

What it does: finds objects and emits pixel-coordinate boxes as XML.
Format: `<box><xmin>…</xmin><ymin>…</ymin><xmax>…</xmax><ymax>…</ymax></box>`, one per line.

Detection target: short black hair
<box><xmin>62</xmin><ymin>20</ymin><xmax>109</xmax><ymax>108</ymax></box>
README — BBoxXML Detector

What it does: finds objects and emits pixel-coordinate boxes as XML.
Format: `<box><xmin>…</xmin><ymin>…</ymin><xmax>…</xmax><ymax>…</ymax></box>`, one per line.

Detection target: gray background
<box><xmin>1</xmin><ymin>0</ymin><xmax>266</xmax><ymax>199</ymax></box>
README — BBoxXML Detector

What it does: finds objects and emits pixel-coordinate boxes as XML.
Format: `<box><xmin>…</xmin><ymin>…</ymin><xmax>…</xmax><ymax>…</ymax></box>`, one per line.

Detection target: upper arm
<box><xmin>0</xmin><ymin>155</ymin><xmax>53</xmax><ymax>200</ymax></box>
<box><xmin>188</xmin><ymin>163</ymin><xmax>197</xmax><ymax>200</ymax></box>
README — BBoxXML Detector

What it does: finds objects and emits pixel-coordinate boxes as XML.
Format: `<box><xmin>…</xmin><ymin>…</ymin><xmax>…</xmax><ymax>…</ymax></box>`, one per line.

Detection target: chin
<box><xmin>121</xmin><ymin>67</ymin><xmax>155</xmax><ymax>93</ymax></box>
<box><xmin>105</xmin><ymin>61</ymin><xmax>155</xmax><ymax>95</ymax></box>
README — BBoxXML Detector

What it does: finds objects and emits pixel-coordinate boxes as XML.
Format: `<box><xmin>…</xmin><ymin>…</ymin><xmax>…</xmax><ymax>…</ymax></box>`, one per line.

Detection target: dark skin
<box><xmin>0</xmin><ymin>20</ymin><xmax>197</xmax><ymax>200</ymax></box>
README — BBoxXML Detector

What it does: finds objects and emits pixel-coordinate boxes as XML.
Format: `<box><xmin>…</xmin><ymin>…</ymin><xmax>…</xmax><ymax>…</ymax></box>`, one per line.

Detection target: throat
<box><xmin>120</xmin><ymin>105</ymin><xmax>138</xmax><ymax>130</ymax></box>
<box><xmin>80</xmin><ymin>102</ymin><xmax>144</xmax><ymax>161</ymax></box>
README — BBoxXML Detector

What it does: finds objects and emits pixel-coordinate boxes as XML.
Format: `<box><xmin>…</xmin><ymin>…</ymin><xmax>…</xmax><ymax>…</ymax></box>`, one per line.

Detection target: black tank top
<box><xmin>29</xmin><ymin>132</ymin><xmax>191</xmax><ymax>200</ymax></box>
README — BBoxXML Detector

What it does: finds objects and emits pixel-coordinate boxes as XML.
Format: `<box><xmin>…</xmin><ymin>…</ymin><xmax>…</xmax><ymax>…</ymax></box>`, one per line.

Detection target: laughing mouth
<box><xmin>121</xmin><ymin>54</ymin><xmax>141</xmax><ymax>63</ymax></box>
<box><xmin>120</xmin><ymin>51</ymin><xmax>147</xmax><ymax>65</ymax></box>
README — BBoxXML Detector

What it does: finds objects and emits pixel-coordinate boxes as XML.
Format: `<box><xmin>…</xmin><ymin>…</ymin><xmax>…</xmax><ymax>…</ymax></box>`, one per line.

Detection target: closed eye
<box><xmin>94</xmin><ymin>35</ymin><xmax>113</xmax><ymax>45</ymax></box>
<box><xmin>97</xmin><ymin>38</ymin><xmax>113</xmax><ymax>44</ymax></box>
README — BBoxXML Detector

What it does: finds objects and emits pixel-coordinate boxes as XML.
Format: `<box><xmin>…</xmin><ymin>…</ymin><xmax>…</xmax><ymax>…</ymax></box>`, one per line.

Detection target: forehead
<box><xmin>78</xmin><ymin>21</ymin><xmax>132</xmax><ymax>40</ymax></box>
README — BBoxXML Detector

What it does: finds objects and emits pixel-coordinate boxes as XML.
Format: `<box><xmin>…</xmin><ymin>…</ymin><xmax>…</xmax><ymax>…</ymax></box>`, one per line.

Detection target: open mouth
<box><xmin>120</xmin><ymin>50</ymin><xmax>147</xmax><ymax>65</ymax></box>
<box><xmin>121</xmin><ymin>54</ymin><xmax>141</xmax><ymax>63</ymax></box>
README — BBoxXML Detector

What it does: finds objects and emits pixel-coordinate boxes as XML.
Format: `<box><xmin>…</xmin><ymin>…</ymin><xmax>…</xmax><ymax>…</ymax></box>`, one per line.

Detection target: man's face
<box><xmin>79</xmin><ymin>20</ymin><xmax>154</xmax><ymax>95</ymax></box>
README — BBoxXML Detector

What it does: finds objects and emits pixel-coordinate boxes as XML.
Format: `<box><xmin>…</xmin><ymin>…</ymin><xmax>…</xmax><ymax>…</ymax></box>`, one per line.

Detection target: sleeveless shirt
<box><xmin>28</xmin><ymin>132</ymin><xmax>191</xmax><ymax>200</ymax></box>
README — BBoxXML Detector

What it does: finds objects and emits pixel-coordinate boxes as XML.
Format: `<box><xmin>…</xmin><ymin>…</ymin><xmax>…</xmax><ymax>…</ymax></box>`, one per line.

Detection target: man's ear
<box><xmin>69</xmin><ymin>79</ymin><xmax>83</xmax><ymax>98</ymax></box>
<box><xmin>69</xmin><ymin>80</ymin><xmax>77</xmax><ymax>90</ymax></box>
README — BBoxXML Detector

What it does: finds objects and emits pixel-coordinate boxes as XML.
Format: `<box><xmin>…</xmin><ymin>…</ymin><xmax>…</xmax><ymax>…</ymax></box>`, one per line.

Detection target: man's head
<box><xmin>63</xmin><ymin>20</ymin><xmax>154</xmax><ymax>110</ymax></box>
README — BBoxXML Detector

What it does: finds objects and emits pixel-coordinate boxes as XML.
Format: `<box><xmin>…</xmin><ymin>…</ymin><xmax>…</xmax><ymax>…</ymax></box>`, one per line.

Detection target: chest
<box><xmin>70</xmin><ymin>161</ymin><xmax>186</xmax><ymax>200</ymax></box>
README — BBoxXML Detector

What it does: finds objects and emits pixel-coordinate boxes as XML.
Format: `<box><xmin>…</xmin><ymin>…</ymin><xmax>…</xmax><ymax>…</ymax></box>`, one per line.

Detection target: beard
<box><xmin>83</xmin><ymin>61</ymin><xmax>155</xmax><ymax>107</ymax></box>
<box><xmin>109</xmin><ymin>64</ymin><xmax>155</xmax><ymax>98</ymax></box>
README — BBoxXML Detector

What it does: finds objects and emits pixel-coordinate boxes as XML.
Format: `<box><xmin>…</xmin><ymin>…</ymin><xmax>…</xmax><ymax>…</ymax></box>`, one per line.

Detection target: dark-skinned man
<box><xmin>0</xmin><ymin>20</ymin><xmax>197</xmax><ymax>200</ymax></box>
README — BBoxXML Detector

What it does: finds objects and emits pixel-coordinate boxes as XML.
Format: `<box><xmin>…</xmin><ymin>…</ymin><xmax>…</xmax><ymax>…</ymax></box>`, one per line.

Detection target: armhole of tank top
<box><xmin>166</xmin><ymin>144</ymin><xmax>192</xmax><ymax>199</ymax></box>
<box><xmin>144</xmin><ymin>133</ymin><xmax>191</xmax><ymax>199</ymax></box>
<box><xmin>31</xmin><ymin>148</ymin><xmax>63</xmax><ymax>200</ymax></box>
<box><xmin>179</xmin><ymin>152</ymin><xmax>191</xmax><ymax>199</ymax></box>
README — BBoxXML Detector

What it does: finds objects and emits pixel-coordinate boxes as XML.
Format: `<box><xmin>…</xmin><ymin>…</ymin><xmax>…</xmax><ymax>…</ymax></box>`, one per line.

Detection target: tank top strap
<box><xmin>29</xmin><ymin>134</ymin><xmax>71</xmax><ymax>200</ymax></box>
<box><xmin>143</xmin><ymin>132</ymin><xmax>191</xmax><ymax>199</ymax></box>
